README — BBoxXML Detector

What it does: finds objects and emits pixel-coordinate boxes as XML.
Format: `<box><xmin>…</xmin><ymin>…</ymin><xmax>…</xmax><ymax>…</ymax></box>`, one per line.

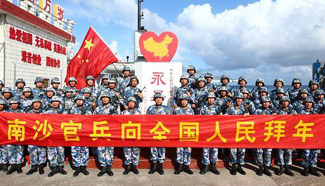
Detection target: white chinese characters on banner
<box><xmin>135</xmin><ymin>62</ymin><xmax>182</xmax><ymax>114</ymax></box>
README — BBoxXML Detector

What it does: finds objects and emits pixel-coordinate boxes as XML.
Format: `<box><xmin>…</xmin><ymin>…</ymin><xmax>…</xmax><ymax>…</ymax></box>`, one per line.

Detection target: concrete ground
<box><xmin>0</xmin><ymin>163</ymin><xmax>324</xmax><ymax>186</ymax></box>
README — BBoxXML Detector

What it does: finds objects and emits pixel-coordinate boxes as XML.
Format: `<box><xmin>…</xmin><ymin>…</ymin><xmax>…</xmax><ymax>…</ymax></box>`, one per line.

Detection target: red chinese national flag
<box><xmin>65</xmin><ymin>27</ymin><xmax>118</xmax><ymax>89</ymax></box>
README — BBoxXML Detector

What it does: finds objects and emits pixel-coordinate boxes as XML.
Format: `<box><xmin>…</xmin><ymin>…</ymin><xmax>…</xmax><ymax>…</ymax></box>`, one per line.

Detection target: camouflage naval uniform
<box><xmin>314</xmin><ymin>89</ymin><xmax>325</xmax><ymax>111</ymax></box>
<box><xmin>199</xmin><ymin>92</ymin><xmax>221</xmax><ymax>172</ymax></box>
<box><xmin>250</xmin><ymin>78</ymin><xmax>265</xmax><ymax>100</ymax></box>
<box><xmin>12</xmin><ymin>78</ymin><xmax>25</xmax><ymax>99</ymax></box>
<box><xmin>193</xmin><ymin>77</ymin><xmax>209</xmax><ymax>114</ymax></box>
<box><xmin>50</xmin><ymin>77</ymin><xmax>63</xmax><ymax>96</ymax></box>
<box><xmin>118</xmin><ymin>65</ymin><xmax>131</xmax><ymax>91</ymax></box>
<box><xmin>288</xmin><ymin>78</ymin><xmax>301</xmax><ymax>102</ymax></box>
<box><xmin>20</xmin><ymin>87</ymin><xmax>34</xmax><ymax>111</ymax></box>
<box><xmin>121</xmin><ymin>101</ymin><xmax>141</xmax><ymax>168</ymax></box>
<box><xmin>41</xmin><ymin>87</ymin><xmax>56</xmax><ymax>109</ymax></box>
<box><xmin>25</xmin><ymin>97</ymin><xmax>47</xmax><ymax>175</ymax></box>
<box><xmin>32</xmin><ymin>77</ymin><xmax>45</xmax><ymax>98</ymax></box>
<box><xmin>62</xmin><ymin>87</ymin><xmax>75</xmax><ymax>111</ymax></box>
<box><xmin>0</xmin><ymin>98</ymin><xmax>8</xmax><ymax>172</ymax></box>
<box><xmin>172</xmin><ymin>75</ymin><xmax>194</xmax><ymax>108</ymax></box>
<box><xmin>121</xmin><ymin>76</ymin><xmax>143</xmax><ymax>108</ymax></box>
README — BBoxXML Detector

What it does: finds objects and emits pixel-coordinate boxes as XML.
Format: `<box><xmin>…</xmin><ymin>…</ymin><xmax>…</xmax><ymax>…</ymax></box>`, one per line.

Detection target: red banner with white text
<box><xmin>0</xmin><ymin>113</ymin><xmax>324</xmax><ymax>148</ymax></box>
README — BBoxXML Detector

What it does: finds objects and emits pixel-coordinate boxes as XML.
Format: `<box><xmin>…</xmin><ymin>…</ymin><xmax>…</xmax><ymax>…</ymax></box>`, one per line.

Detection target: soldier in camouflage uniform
<box><xmin>298</xmin><ymin>97</ymin><xmax>321</xmax><ymax>177</ymax></box>
<box><xmin>173</xmin><ymin>75</ymin><xmax>194</xmax><ymax>109</ymax></box>
<box><xmin>99</xmin><ymin>78</ymin><xmax>120</xmax><ymax>111</ymax></box>
<box><xmin>270</xmin><ymin>78</ymin><xmax>284</xmax><ymax>100</ymax></box>
<box><xmin>12</xmin><ymin>78</ymin><xmax>25</xmax><ymax>99</ymax></box>
<box><xmin>1</xmin><ymin>87</ymin><xmax>13</xmax><ymax>108</ymax></box>
<box><xmin>254</xmin><ymin>96</ymin><xmax>274</xmax><ymax>177</ymax></box>
<box><xmin>187</xmin><ymin>65</ymin><xmax>198</xmax><ymax>88</ymax></box>
<box><xmin>94</xmin><ymin>92</ymin><xmax>116</xmax><ymax>177</ymax></box>
<box><xmin>67</xmin><ymin>95</ymin><xmax>91</xmax><ymax>177</ymax></box>
<box><xmin>308</xmin><ymin>80</ymin><xmax>319</xmax><ymax>97</ymax></box>
<box><xmin>233</xmin><ymin>76</ymin><xmax>248</xmax><ymax>95</ymax></box>
<box><xmin>241</xmin><ymin>88</ymin><xmax>256</xmax><ymax>115</ymax></box>
<box><xmin>20</xmin><ymin>87</ymin><xmax>34</xmax><ymax>111</ymax></box>
<box><xmin>288</xmin><ymin>78</ymin><xmax>301</xmax><ymax>102</ymax></box>
<box><xmin>44</xmin><ymin>96</ymin><xmax>67</xmax><ymax>177</ymax></box>
<box><xmin>97</xmin><ymin>74</ymin><xmax>110</xmax><ymax>95</ymax></box>
<box><xmin>85</xmin><ymin>75</ymin><xmax>98</xmax><ymax>98</ymax></box>
<box><xmin>226</xmin><ymin>93</ymin><xmax>249</xmax><ymax>175</ymax></box>
<box><xmin>253</xmin><ymin>87</ymin><xmax>269</xmax><ymax>110</ymax></box>
<box><xmin>42</xmin><ymin>87</ymin><xmax>56</xmax><ymax>109</ymax></box>
<box><xmin>250</xmin><ymin>78</ymin><xmax>265</xmax><ymax>100</ymax></box>
<box><xmin>25</xmin><ymin>97</ymin><xmax>46</xmax><ymax>175</ymax></box>
<box><xmin>6</xmin><ymin>98</ymin><xmax>24</xmax><ymax>175</ymax></box>
<box><xmin>62</xmin><ymin>87</ymin><xmax>74</xmax><ymax>111</ymax></box>
<box><xmin>147</xmin><ymin>92</ymin><xmax>169</xmax><ymax>175</ymax></box>
<box><xmin>271</xmin><ymin>88</ymin><xmax>285</xmax><ymax>110</ymax></box>
<box><xmin>174</xmin><ymin>94</ymin><xmax>194</xmax><ymax>175</ymax></box>
<box><xmin>32</xmin><ymin>77</ymin><xmax>45</xmax><ymax>98</ymax></box>
<box><xmin>314</xmin><ymin>89</ymin><xmax>325</xmax><ymax>111</ymax></box>
<box><xmin>218</xmin><ymin>74</ymin><xmax>233</xmax><ymax>98</ymax></box>
<box><xmin>118</xmin><ymin>65</ymin><xmax>132</xmax><ymax>91</ymax></box>
<box><xmin>204</xmin><ymin>72</ymin><xmax>217</xmax><ymax>93</ymax></box>
<box><xmin>216</xmin><ymin>86</ymin><xmax>232</xmax><ymax>114</ymax></box>
<box><xmin>121</xmin><ymin>76</ymin><xmax>143</xmax><ymax>109</ymax></box>
<box><xmin>67</xmin><ymin>77</ymin><xmax>80</xmax><ymax>96</ymax></box>
<box><xmin>50</xmin><ymin>77</ymin><xmax>63</xmax><ymax>96</ymax></box>
<box><xmin>81</xmin><ymin>87</ymin><xmax>96</xmax><ymax>113</ymax></box>
<box><xmin>0</xmin><ymin>98</ymin><xmax>8</xmax><ymax>172</ymax></box>
<box><xmin>193</xmin><ymin>77</ymin><xmax>209</xmax><ymax>114</ymax></box>
<box><xmin>275</xmin><ymin>96</ymin><xmax>296</xmax><ymax>176</ymax></box>
<box><xmin>199</xmin><ymin>92</ymin><xmax>221</xmax><ymax>175</ymax></box>
<box><xmin>121</xmin><ymin>97</ymin><xmax>141</xmax><ymax>175</ymax></box>
<box><xmin>292</xmin><ymin>89</ymin><xmax>309</xmax><ymax>111</ymax></box>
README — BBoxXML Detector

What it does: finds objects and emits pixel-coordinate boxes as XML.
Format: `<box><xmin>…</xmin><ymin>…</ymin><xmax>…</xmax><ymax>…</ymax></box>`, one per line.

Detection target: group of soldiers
<box><xmin>0</xmin><ymin>64</ymin><xmax>324</xmax><ymax>178</ymax></box>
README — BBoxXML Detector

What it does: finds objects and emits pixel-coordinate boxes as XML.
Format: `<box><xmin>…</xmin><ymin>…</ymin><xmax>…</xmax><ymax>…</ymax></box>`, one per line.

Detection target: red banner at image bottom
<box><xmin>0</xmin><ymin>113</ymin><xmax>324</xmax><ymax>148</ymax></box>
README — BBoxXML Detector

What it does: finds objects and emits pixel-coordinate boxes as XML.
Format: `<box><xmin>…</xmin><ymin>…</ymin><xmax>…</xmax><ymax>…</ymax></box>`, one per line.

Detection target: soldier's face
<box><xmin>262</xmin><ymin>102</ymin><xmax>270</xmax><ymax>108</ymax></box>
<box><xmin>83</xmin><ymin>93</ymin><xmax>91</xmax><ymax>98</ymax></box>
<box><xmin>275</xmin><ymin>82</ymin><xmax>283</xmax><ymax>88</ymax></box>
<box><xmin>305</xmin><ymin>102</ymin><xmax>313</xmax><ymax>109</ymax></box>
<box><xmin>109</xmin><ymin>83</ymin><xmax>116</xmax><ymax>89</ymax></box>
<box><xmin>102</xmin><ymin>79</ymin><xmax>108</xmax><ymax>85</ymax></box>
<box><xmin>208</xmin><ymin>98</ymin><xmax>215</xmax><ymax>105</ymax></box>
<box><xmin>65</xmin><ymin>92</ymin><xmax>72</xmax><ymax>98</ymax></box>
<box><xmin>198</xmin><ymin>81</ymin><xmax>205</xmax><ymax>88</ymax></box>
<box><xmin>281</xmin><ymin>101</ymin><xmax>289</xmax><ymax>108</ymax></box>
<box><xmin>24</xmin><ymin>91</ymin><xmax>32</xmax><ymax>98</ymax></box>
<box><xmin>301</xmin><ymin>93</ymin><xmax>307</xmax><ymax>99</ymax></box>
<box><xmin>131</xmin><ymin>79</ymin><xmax>138</xmax><ymax>87</ymax></box>
<box><xmin>239</xmin><ymin>80</ymin><xmax>246</xmax><ymax>87</ymax></box>
<box><xmin>155</xmin><ymin>98</ymin><xmax>163</xmax><ymax>105</ymax></box>
<box><xmin>17</xmin><ymin>82</ymin><xmax>24</xmax><ymax>89</ymax></box>
<box><xmin>52</xmin><ymin>83</ymin><xmax>59</xmax><ymax>88</ymax></box>
<box><xmin>235</xmin><ymin>98</ymin><xmax>243</xmax><ymax>105</ymax></box>
<box><xmin>36</xmin><ymin>82</ymin><xmax>43</xmax><ymax>88</ymax></box>
<box><xmin>277</xmin><ymin>93</ymin><xmax>284</xmax><ymax>98</ymax></box>
<box><xmin>260</xmin><ymin>92</ymin><xmax>267</xmax><ymax>97</ymax></box>
<box><xmin>311</xmin><ymin>84</ymin><xmax>318</xmax><ymax>90</ymax></box>
<box><xmin>257</xmin><ymin>82</ymin><xmax>263</xmax><ymax>87</ymax></box>
<box><xmin>317</xmin><ymin>95</ymin><xmax>324</xmax><ymax>100</ymax></box>
<box><xmin>188</xmin><ymin>70</ymin><xmax>195</xmax><ymax>75</ymax></box>
<box><xmin>46</xmin><ymin>91</ymin><xmax>54</xmax><ymax>98</ymax></box>
<box><xmin>33</xmin><ymin>102</ymin><xmax>41</xmax><ymax>110</ymax></box>
<box><xmin>181</xmin><ymin>99</ymin><xmax>188</xmax><ymax>107</ymax></box>
<box><xmin>293</xmin><ymin>83</ymin><xmax>301</xmax><ymax>89</ymax></box>
<box><xmin>101</xmin><ymin>97</ymin><xmax>110</xmax><ymax>105</ymax></box>
<box><xmin>205</xmin><ymin>77</ymin><xmax>212</xmax><ymax>83</ymax></box>
<box><xmin>3</xmin><ymin>93</ymin><xmax>10</xmax><ymax>99</ymax></box>
<box><xmin>222</xmin><ymin>79</ymin><xmax>228</xmax><ymax>85</ymax></box>
<box><xmin>243</xmin><ymin>93</ymin><xmax>249</xmax><ymax>99</ymax></box>
<box><xmin>69</xmin><ymin>81</ymin><xmax>76</xmax><ymax>87</ymax></box>
<box><xmin>11</xmin><ymin>103</ymin><xmax>18</xmax><ymax>110</ymax></box>
<box><xmin>128</xmin><ymin>101</ymin><xmax>136</xmax><ymax>109</ymax></box>
<box><xmin>181</xmin><ymin>79</ymin><xmax>188</xmax><ymax>85</ymax></box>
<box><xmin>123</xmin><ymin>71</ymin><xmax>130</xmax><ymax>77</ymax></box>
<box><xmin>51</xmin><ymin>101</ymin><xmax>60</xmax><ymax>108</ymax></box>
<box><xmin>220</xmin><ymin>91</ymin><xmax>227</xmax><ymax>97</ymax></box>
<box><xmin>87</xmin><ymin>80</ymin><xmax>94</xmax><ymax>86</ymax></box>
<box><xmin>76</xmin><ymin>100</ymin><xmax>84</xmax><ymax>106</ymax></box>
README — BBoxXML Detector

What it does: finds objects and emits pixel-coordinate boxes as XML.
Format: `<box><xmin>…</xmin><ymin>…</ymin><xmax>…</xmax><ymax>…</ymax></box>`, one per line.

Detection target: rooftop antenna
<box><xmin>138</xmin><ymin>0</ymin><xmax>145</xmax><ymax>31</ymax></box>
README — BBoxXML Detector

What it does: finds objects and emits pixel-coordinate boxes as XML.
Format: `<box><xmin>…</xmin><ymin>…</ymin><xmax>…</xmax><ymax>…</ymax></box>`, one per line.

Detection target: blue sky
<box><xmin>57</xmin><ymin>0</ymin><xmax>325</xmax><ymax>85</ymax></box>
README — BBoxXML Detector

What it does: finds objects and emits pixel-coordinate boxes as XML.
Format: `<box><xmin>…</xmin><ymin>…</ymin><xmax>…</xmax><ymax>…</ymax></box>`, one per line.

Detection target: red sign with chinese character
<box><xmin>0</xmin><ymin>113</ymin><xmax>324</xmax><ymax>148</ymax></box>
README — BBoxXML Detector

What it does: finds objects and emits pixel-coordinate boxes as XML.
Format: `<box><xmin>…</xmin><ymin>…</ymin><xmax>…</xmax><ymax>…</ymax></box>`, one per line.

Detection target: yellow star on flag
<box><xmin>84</xmin><ymin>39</ymin><xmax>95</xmax><ymax>51</ymax></box>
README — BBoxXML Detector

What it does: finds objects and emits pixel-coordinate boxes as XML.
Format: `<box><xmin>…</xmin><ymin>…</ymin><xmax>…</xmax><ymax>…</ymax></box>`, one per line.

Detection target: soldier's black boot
<box><xmin>230</xmin><ymin>164</ymin><xmax>237</xmax><ymax>175</ymax></box>
<box><xmin>97</xmin><ymin>166</ymin><xmax>106</xmax><ymax>177</ymax></box>
<box><xmin>199</xmin><ymin>164</ymin><xmax>209</xmax><ymax>174</ymax></box>
<box><xmin>276</xmin><ymin>165</ymin><xmax>285</xmax><ymax>175</ymax></box>
<box><xmin>48</xmin><ymin>166</ymin><xmax>58</xmax><ymax>177</ymax></box>
<box><xmin>174</xmin><ymin>163</ymin><xmax>182</xmax><ymax>175</ymax></box>
<box><xmin>264</xmin><ymin>165</ymin><xmax>272</xmax><ymax>176</ymax></box>
<box><xmin>237</xmin><ymin>164</ymin><xmax>246</xmax><ymax>175</ymax></box>
<box><xmin>2</xmin><ymin>164</ymin><xmax>8</xmax><ymax>172</ymax></box>
<box><xmin>73</xmin><ymin>167</ymin><xmax>81</xmax><ymax>177</ymax></box>
<box><xmin>184</xmin><ymin>165</ymin><xmax>193</xmax><ymax>175</ymax></box>
<box><xmin>123</xmin><ymin>164</ymin><xmax>131</xmax><ymax>175</ymax></box>
<box><xmin>58</xmin><ymin>166</ymin><xmax>67</xmax><ymax>175</ymax></box>
<box><xmin>131</xmin><ymin>164</ymin><xmax>139</xmax><ymax>174</ymax></box>
<box><xmin>302</xmin><ymin>167</ymin><xmax>309</xmax><ymax>176</ymax></box>
<box><xmin>106</xmin><ymin>165</ymin><xmax>113</xmax><ymax>176</ymax></box>
<box><xmin>17</xmin><ymin>163</ymin><xmax>23</xmax><ymax>174</ymax></box>
<box><xmin>210</xmin><ymin>163</ymin><xmax>220</xmax><ymax>175</ymax></box>
<box><xmin>80</xmin><ymin>166</ymin><xmax>89</xmax><ymax>175</ymax></box>
<box><xmin>39</xmin><ymin>164</ymin><xmax>45</xmax><ymax>175</ymax></box>
<box><xmin>157</xmin><ymin>163</ymin><xmax>164</xmax><ymax>175</ymax></box>
<box><xmin>6</xmin><ymin>164</ymin><xmax>17</xmax><ymax>175</ymax></box>
<box><xmin>285</xmin><ymin>165</ymin><xmax>294</xmax><ymax>177</ymax></box>
<box><xmin>309</xmin><ymin>167</ymin><xmax>321</xmax><ymax>177</ymax></box>
<box><xmin>26</xmin><ymin>165</ymin><xmax>38</xmax><ymax>175</ymax></box>
<box><xmin>148</xmin><ymin>162</ymin><xmax>157</xmax><ymax>174</ymax></box>
<box><xmin>256</xmin><ymin>165</ymin><xmax>264</xmax><ymax>176</ymax></box>
<box><xmin>0</xmin><ymin>164</ymin><xmax>3</xmax><ymax>171</ymax></box>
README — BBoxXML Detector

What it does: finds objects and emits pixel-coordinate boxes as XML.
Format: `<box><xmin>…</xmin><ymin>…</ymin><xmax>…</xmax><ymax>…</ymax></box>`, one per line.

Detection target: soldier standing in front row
<box><xmin>121</xmin><ymin>97</ymin><xmax>141</xmax><ymax>175</ymax></box>
<box><xmin>147</xmin><ymin>92</ymin><xmax>169</xmax><ymax>175</ymax></box>
<box><xmin>0</xmin><ymin>98</ymin><xmax>7</xmax><ymax>172</ymax></box>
